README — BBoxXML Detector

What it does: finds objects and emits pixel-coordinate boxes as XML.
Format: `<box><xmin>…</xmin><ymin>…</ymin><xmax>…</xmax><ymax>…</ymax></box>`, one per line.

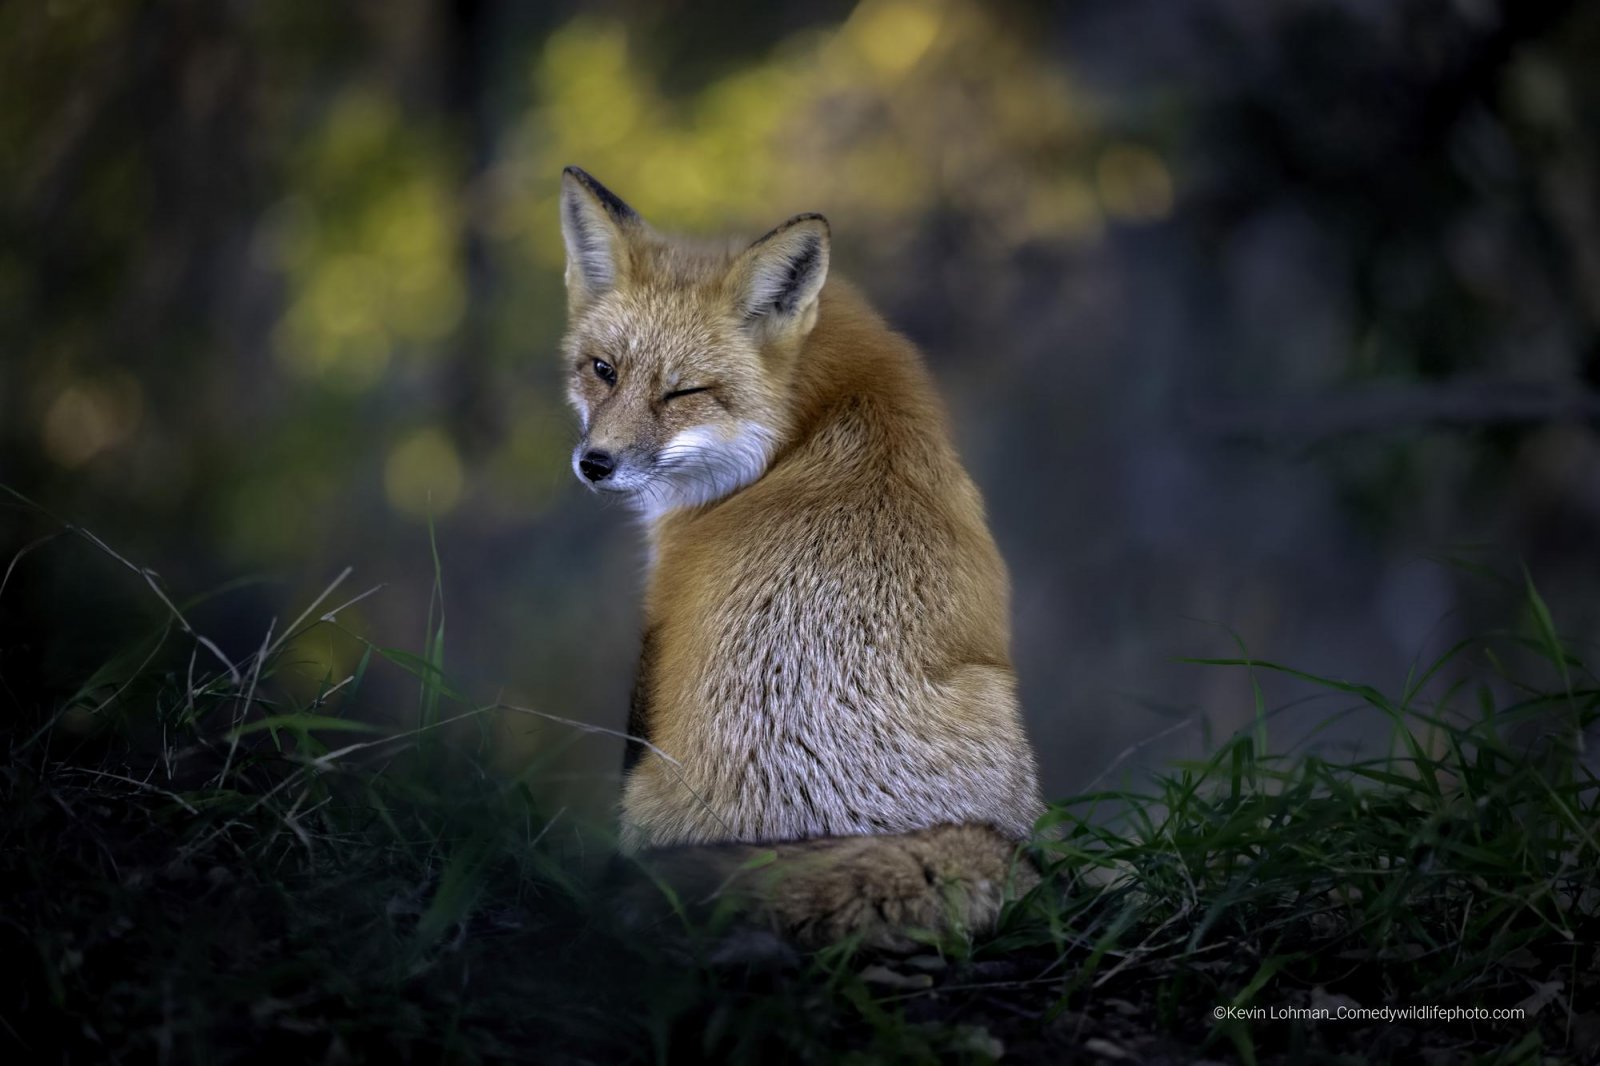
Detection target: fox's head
<box><xmin>557</xmin><ymin>166</ymin><xmax>830</xmax><ymax>520</ymax></box>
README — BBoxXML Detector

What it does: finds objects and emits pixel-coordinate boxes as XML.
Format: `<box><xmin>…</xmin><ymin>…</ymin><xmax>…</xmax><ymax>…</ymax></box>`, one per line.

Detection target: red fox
<box><xmin>558</xmin><ymin>166</ymin><xmax>1044</xmax><ymax>948</ymax></box>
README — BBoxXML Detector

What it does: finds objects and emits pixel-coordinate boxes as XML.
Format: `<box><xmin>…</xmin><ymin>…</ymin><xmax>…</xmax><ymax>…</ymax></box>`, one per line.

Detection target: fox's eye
<box><xmin>592</xmin><ymin>358</ymin><xmax>617</xmax><ymax>386</ymax></box>
<box><xmin>662</xmin><ymin>386</ymin><xmax>711</xmax><ymax>402</ymax></box>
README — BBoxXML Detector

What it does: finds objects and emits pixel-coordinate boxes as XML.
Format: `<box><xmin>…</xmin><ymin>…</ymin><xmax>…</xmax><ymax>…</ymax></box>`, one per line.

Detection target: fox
<box><xmin>557</xmin><ymin>166</ymin><xmax>1044</xmax><ymax>950</ymax></box>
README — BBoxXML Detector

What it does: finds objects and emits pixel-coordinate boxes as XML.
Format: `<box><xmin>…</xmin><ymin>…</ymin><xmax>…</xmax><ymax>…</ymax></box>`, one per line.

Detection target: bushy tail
<box><xmin>615</xmin><ymin>823</ymin><xmax>1040</xmax><ymax>951</ymax></box>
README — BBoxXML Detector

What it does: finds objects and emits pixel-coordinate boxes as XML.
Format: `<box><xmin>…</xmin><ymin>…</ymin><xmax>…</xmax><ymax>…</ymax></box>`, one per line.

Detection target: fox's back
<box><xmin>625</xmin><ymin>283</ymin><xmax>1040</xmax><ymax>850</ymax></box>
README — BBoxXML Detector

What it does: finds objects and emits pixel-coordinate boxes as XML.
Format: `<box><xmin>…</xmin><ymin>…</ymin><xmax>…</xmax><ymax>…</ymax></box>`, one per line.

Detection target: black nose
<box><xmin>579</xmin><ymin>450</ymin><xmax>615</xmax><ymax>482</ymax></box>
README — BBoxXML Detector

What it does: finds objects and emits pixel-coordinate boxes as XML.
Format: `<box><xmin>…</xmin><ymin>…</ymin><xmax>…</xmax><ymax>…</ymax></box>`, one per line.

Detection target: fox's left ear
<box><xmin>560</xmin><ymin>166</ymin><xmax>641</xmax><ymax>311</ymax></box>
<box><xmin>733</xmin><ymin>213</ymin><xmax>830</xmax><ymax>340</ymax></box>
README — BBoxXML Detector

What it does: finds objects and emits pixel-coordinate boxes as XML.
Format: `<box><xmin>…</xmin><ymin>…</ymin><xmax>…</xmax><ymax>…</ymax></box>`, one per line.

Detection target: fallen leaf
<box><xmin>1514</xmin><ymin>979</ymin><xmax>1563</xmax><ymax>1018</ymax></box>
<box><xmin>1084</xmin><ymin>1036</ymin><xmax>1131</xmax><ymax>1060</ymax></box>
<box><xmin>1310</xmin><ymin>986</ymin><xmax>1361</xmax><ymax>1012</ymax></box>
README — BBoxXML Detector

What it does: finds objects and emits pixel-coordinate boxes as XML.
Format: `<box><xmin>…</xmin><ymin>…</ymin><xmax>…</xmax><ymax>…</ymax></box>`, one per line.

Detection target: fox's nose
<box><xmin>579</xmin><ymin>450</ymin><xmax>615</xmax><ymax>482</ymax></box>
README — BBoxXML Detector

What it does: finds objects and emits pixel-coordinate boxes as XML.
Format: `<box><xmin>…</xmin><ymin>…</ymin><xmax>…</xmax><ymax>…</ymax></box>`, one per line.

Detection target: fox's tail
<box><xmin>615</xmin><ymin>823</ymin><xmax>1040</xmax><ymax>951</ymax></box>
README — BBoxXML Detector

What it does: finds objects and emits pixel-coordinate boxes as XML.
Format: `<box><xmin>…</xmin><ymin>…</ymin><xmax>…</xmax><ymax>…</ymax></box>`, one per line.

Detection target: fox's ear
<box><xmin>734</xmin><ymin>213</ymin><xmax>830</xmax><ymax>338</ymax></box>
<box><xmin>560</xmin><ymin>166</ymin><xmax>640</xmax><ymax>309</ymax></box>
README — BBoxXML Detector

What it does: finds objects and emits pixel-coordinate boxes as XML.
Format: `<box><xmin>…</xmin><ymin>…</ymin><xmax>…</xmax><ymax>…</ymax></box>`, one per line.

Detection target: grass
<box><xmin>3</xmin><ymin>502</ymin><xmax>1598</xmax><ymax>1064</ymax></box>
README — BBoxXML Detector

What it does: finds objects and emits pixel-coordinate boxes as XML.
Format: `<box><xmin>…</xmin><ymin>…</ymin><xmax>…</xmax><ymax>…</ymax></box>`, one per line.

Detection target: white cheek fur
<box><xmin>635</xmin><ymin>421</ymin><xmax>776</xmax><ymax>524</ymax></box>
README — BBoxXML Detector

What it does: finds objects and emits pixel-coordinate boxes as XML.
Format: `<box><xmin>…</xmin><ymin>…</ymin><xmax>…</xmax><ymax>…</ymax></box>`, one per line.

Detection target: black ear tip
<box><xmin>561</xmin><ymin>166</ymin><xmax>638</xmax><ymax>223</ymax></box>
<box><xmin>749</xmin><ymin>212</ymin><xmax>831</xmax><ymax>253</ymax></box>
<box><xmin>792</xmin><ymin>212</ymin><xmax>830</xmax><ymax>235</ymax></box>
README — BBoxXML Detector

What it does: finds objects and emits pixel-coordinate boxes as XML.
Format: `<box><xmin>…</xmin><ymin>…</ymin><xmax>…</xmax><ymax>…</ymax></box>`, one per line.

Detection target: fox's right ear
<box><xmin>560</xmin><ymin>166</ymin><xmax>640</xmax><ymax>311</ymax></box>
<box><xmin>733</xmin><ymin>213</ymin><xmax>830</xmax><ymax>344</ymax></box>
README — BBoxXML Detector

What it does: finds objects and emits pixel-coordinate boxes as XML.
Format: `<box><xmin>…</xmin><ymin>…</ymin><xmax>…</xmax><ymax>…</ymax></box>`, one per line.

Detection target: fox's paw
<box><xmin>764</xmin><ymin>824</ymin><xmax>1038</xmax><ymax>950</ymax></box>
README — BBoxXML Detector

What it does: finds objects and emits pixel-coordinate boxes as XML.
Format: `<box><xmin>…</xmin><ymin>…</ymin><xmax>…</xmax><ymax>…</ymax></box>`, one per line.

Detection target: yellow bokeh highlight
<box><xmin>41</xmin><ymin>373</ymin><xmax>144</xmax><ymax>467</ymax></box>
<box><xmin>312</xmin><ymin>253</ymin><xmax>386</xmax><ymax>336</ymax></box>
<box><xmin>1096</xmin><ymin>143</ymin><xmax>1175</xmax><ymax>223</ymax></box>
<box><xmin>271</xmin><ymin>88</ymin><xmax>464</xmax><ymax>389</ymax></box>
<box><xmin>1029</xmin><ymin>175</ymin><xmax>1104</xmax><ymax>243</ymax></box>
<box><xmin>511</xmin><ymin>0</ymin><xmax>1112</xmax><ymax>274</ymax></box>
<box><xmin>277</xmin><ymin>621</ymin><xmax>367</xmax><ymax>706</ymax></box>
<box><xmin>539</xmin><ymin>21</ymin><xmax>646</xmax><ymax>151</ymax></box>
<box><xmin>845</xmin><ymin>0</ymin><xmax>944</xmax><ymax>77</ymax></box>
<box><xmin>384</xmin><ymin>426</ymin><xmax>464</xmax><ymax>519</ymax></box>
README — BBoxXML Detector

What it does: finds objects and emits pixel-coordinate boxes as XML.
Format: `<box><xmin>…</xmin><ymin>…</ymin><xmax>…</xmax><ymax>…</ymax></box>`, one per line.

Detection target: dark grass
<box><xmin>3</xmin><ymin>500</ymin><xmax>1598</xmax><ymax>1064</ymax></box>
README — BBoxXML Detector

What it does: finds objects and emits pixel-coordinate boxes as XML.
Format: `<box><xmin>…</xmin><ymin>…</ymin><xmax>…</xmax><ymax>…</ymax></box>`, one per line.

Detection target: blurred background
<box><xmin>3</xmin><ymin>0</ymin><xmax>1599</xmax><ymax>817</ymax></box>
